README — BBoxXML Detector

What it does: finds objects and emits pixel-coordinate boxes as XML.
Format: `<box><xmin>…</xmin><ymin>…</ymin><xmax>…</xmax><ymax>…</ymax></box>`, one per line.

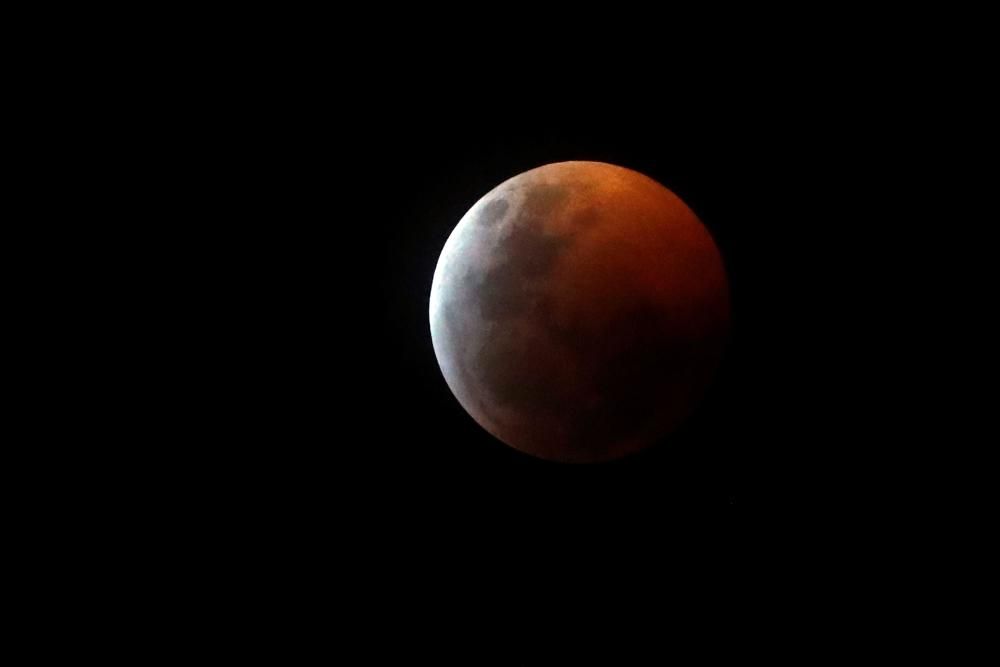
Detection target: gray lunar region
<box><xmin>430</xmin><ymin>161</ymin><xmax>730</xmax><ymax>463</ymax></box>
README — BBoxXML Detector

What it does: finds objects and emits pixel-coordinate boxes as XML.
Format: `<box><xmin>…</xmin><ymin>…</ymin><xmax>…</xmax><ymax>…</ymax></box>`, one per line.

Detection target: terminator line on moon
<box><xmin>429</xmin><ymin>161</ymin><xmax>730</xmax><ymax>463</ymax></box>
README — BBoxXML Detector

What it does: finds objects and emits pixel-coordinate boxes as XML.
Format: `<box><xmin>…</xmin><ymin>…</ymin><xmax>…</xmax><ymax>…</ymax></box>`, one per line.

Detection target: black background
<box><xmin>151</xmin><ymin>46</ymin><xmax>937</xmax><ymax>640</ymax></box>
<box><xmin>199</xmin><ymin>92</ymin><xmax>852</xmax><ymax>562</ymax></box>
<box><xmin>22</xmin><ymin>9</ymin><xmax>976</xmax><ymax>658</ymax></box>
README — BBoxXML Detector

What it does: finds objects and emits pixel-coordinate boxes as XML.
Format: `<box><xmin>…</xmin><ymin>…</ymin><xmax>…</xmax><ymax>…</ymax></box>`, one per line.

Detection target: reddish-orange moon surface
<box><xmin>430</xmin><ymin>161</ymin><xmax>730</xmax><ymax>463</ymax></box>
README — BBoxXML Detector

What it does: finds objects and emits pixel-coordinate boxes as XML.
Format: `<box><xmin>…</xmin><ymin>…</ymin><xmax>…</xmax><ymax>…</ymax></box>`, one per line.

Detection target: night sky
<box><xmin>171</xmin><ymin>60</ymin><xmax>919</xmax><ymax>641</ymax></box>
<box><xmin>43</xmin><ymin>10</ymin><xmax>963</xmax><ymax>658</ymax></box>
<box><xmin>207</xmin><ymin>100</ymin><xmax>828</xmax><ymax>551</ymax></box>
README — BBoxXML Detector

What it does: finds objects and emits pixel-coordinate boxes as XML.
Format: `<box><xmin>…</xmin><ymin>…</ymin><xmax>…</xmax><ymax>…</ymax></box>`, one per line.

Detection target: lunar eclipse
<box><xmin>430</xmin><ymin>161</ymin><xmax>730</xmax><ymax>463</ymax></box>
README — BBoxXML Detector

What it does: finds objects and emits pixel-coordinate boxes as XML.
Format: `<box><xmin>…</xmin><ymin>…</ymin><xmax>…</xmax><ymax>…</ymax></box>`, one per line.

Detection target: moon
<box><xmin>429</xmin><ymin>161</ymin><xmax>730</xmax><ymax>463</ymax></box>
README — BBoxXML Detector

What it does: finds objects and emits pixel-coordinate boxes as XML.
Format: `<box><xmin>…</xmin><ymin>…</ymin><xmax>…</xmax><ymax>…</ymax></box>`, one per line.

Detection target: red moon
<box><xmin>429</xmin><ymin>161</ymin><xmax>730</xmax><ymax>463</ymax></box>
